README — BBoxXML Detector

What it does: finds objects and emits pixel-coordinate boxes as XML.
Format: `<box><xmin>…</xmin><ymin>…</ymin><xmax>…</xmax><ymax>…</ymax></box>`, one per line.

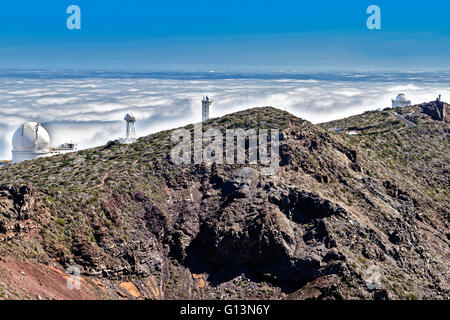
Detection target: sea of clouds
<box><xmin>1</xmin><ymin>70</ymin><xmax>449</xmax><ymax>160</ymax></box>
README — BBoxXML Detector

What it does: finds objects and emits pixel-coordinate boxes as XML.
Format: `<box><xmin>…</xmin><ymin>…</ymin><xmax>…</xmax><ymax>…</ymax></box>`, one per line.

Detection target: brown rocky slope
<box><xmin>0</xmin><ymin>105</ymin><xmax>448</xmax><ymax>300</ymax></box>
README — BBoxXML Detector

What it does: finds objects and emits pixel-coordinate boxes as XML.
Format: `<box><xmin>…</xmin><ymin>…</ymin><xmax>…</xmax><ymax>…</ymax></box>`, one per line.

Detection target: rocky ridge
<box><xmin>0</xmin><ymin>104</ymin><xmax>448</xmax><ymax>300</ymax></box>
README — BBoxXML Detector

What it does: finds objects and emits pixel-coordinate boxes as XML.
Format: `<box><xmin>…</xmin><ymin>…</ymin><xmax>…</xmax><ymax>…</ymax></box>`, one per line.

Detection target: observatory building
<box><xmin>119</xmin><ymin>113</ymin><xmax>137</xmax><ymax>144</ymax></box>
<box><xmin>12</xmin><ymin>122</ymin><xmax>77</xmax><ymax>164</ymax></box>
<box><xmin>392</xmin><ymin>94</ymin><xmax>411</xmax><ymax>108</ymax></box>
<box><xmin>202</xmin><ymin>96</ymin><xmax>213</xmax><ymax>122</ymax></box>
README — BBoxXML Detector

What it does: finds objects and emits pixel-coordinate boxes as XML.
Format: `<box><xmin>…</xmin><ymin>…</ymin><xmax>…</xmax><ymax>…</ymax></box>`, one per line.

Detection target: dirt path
<box><xmin>95</xmin><ymin>172</ymin><xmax>110</xmax><ymax>188</ymax></box>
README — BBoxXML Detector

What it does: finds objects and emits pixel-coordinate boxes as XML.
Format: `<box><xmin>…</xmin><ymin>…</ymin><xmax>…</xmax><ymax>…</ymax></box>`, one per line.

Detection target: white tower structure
<box><xmin>202</xmin><ymin>96</ymin><xmax>213</xmax><ymax>122</ymax></box>
<box><xmin>392</xmin><ymin>93</ymin><xmax>411</xmax><ymax>108</ymax></box>
<box><xmin>120</xmin><ymin>113</ymin><xmax>137</xmax><ymax>144</ymax></box>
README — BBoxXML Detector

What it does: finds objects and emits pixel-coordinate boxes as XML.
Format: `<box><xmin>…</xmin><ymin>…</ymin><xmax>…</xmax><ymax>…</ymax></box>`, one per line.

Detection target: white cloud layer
<box><xmin>0</xmin><ymin>72</ymin><xmax>448</xmax><ymax>159</ymax></box>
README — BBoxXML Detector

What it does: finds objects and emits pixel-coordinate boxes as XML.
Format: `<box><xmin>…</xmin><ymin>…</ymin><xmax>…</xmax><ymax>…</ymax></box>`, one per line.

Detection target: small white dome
<box><xmin>12</xmin><ymin>122</ymin><xmax>50</xmax><ymax>152</ymax></box>
<box><xmin>396</xmin><ymin>94</ymin><xmax>408</xmax><ymax>103</ymax></box>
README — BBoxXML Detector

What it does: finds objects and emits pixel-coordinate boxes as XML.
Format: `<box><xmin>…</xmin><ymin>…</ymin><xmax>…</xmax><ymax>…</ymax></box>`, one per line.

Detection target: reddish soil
<box><xmin>0</xmin><ymin>257</ymin><xmax>103</xmax><ymax>300</ymax></box>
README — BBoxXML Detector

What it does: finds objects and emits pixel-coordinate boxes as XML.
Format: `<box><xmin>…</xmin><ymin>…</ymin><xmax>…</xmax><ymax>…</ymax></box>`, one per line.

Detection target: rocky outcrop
<box><xmin>0</xmin><ymin>185</ymin><xmax>38</xmax><ymax>235</ymax></box>
<box><xmin>269</xmin><ymin>187</ymin><xmax>348</xmax><ymax>223</ymax></box>
<box><xmin>420</xmin><ymin>100</ymin><xmax>449</xmax><ymax>122</ymax></box>
<box><xmin>0</xmin><ymin>184</ymin><xmax>36</xmax><ymax>220</ymax></box>
<box><xmin>285</xmin><ymin>275</ymin><xmax>343</xmax><ymax>300</ymax></box>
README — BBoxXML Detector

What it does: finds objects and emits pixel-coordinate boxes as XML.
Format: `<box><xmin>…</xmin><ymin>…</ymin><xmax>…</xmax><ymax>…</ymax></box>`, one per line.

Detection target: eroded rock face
<box><xmin>420</xmin><ymin>100</ymin><xmax>449</xmax><ymax>122</ymax></box>
<box><xmin>181</xmin><ymin>198</ymin><xmax>346</xmax><ymax>287</ymax></box>
<box><xmin>0</xmin><ymin>185</ymin><xmax>36</xmax><ymax>220</ymax></box>
<box><xmin>269</xmin><ymin>188</ymin><xmax>348</xmax><ymax>223</ymax></box>
<box><xmin>0</xmin><ymin>185</ymin><xmax>38</xmax><ymax>235</ymax></box>
<box><xmin>128</xmin><ymin>163</ymin><xmax>353</xmax><ymax>290</ymax></box>
<box><xmin>285</xmin><ymin>275</ymin><xmax>343</xmax><ymax>300</ymax></box>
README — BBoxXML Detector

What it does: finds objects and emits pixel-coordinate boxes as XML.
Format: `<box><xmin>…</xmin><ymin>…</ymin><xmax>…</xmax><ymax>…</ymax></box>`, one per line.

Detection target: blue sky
<box><xmin>1</xmin><ymin>0</ymin><xmax>450</xmax><ymax>71</ymax></box>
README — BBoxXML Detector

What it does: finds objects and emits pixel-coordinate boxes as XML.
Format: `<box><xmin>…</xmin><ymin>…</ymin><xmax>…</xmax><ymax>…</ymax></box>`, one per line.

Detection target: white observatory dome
<box><xmin>392</xmin><ymin>93</ymin><xmax>411</xmax><ymax>108</ymax></box>
<box><xmin>396</xmin><ymin>94</ymin><xmax>407</xmax><ymax>103</ymax></box>
<box><xmin>12</xmin><ymin>122</ymin><xmax>50</xmax><ymax>152</ymax></box>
